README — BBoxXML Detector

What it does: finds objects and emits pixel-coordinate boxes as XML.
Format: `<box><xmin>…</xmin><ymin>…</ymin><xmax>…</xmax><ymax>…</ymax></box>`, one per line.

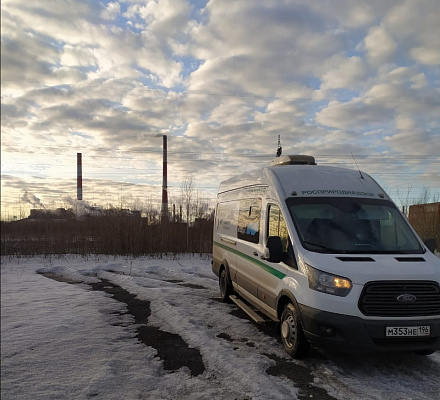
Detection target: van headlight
<box><xmin>305</xmin><ymin>265</ymin><xmax>352</xmax><ymax>297</ymax></box>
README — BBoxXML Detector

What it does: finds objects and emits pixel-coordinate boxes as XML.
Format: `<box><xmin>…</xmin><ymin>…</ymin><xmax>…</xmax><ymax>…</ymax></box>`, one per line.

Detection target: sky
<box><xmin>1</xmin><ymin>0</ymin><xmax>440</xmax><ymax>220</ymax></box>
<box><xmin>2</xmin><ymin>255</ymin><xmax>440</xmax><ymax>399</ymax></box>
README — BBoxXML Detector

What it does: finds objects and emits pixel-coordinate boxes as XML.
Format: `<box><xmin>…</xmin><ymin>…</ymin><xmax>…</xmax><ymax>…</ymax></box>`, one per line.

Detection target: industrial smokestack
<box><xmin>77</xmin><ymin>153</ymin><xmax>83</xmax><ymax>201</ymax></box>
<box><xmin>161</xmin><ymin>135</ymin><xmax>168</xmax><ymax>220</ymax></box>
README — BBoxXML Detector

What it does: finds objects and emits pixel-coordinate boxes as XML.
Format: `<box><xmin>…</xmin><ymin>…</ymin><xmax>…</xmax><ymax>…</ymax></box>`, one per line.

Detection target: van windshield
<box><xmin>286</xmin><ymin>197</ymin><xmax>424</xmax><ymax>254</ymax></box>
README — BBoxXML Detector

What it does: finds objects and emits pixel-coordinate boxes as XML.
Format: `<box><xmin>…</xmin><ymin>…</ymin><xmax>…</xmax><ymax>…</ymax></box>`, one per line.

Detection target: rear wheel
<box><xmin>280</xmin><ymin>302</ymin><xmax>309</xmax><ymax>358</ymax></box>
<box><xmin>219</xmin><ymin>268</ymin><xmax>233</xmax><ymax>303</ymax></box>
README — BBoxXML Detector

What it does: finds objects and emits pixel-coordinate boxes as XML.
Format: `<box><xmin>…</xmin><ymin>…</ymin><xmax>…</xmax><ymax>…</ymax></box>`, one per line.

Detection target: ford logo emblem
<box><xmin>397</xmin><ymin>294</ymin><xmax>417</xmax><ymax>302</ymax></box>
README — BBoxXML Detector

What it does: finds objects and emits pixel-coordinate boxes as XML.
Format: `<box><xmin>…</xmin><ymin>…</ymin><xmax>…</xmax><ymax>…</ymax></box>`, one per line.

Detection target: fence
<box><xmin>1</xmin><ymin>216</ymin><xmax>213</xmax><ymax>257</ymax></box>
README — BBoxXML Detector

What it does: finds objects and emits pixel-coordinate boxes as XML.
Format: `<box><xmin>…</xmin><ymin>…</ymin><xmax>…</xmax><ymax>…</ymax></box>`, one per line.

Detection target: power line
<box><xmin>2</xmin><ymin>79</ymin><xmax>440</xmax><ymax>105</ymax></box>
<box><xmin>2</xmin><ymin>148</ymin><xmax>439</xmax><ymax>162</ymax></box>
<box><xmin>2</xmin><ymin>140</ymin><xmax>439</xmax><ymax>160</ymax></box>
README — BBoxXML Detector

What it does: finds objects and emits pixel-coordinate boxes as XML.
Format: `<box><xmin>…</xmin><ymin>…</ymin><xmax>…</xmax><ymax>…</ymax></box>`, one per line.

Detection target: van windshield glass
<box><xmin>286</xmin><ymin>197</ymin><xmax>423</xmax><ymax>254</ymax></box>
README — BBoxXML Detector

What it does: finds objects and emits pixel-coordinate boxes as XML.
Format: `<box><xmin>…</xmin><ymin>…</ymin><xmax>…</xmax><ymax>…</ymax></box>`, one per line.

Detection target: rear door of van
<box><xmin>213</xmin><ymin>200</ymin><xmax>238</xmax><ymax>280</ymax></box>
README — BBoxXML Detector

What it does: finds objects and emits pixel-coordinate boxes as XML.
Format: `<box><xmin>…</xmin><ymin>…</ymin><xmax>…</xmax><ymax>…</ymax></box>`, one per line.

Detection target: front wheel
<box><xmin>280</xmin><ymin>303</ymin><xmax>309</xmax><ymax>358</ymax></box>
<box><xmin>219</xmin><ymin>268</ymin><xmax>233</xmax><ymax>303</ymax></box>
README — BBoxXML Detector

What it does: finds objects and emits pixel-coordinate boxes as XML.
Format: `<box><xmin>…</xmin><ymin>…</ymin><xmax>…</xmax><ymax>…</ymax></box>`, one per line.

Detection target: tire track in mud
<box><xmin>91</xmin><ymin>279</ymin><xmax>205</xmax><ymax>377</ymax></box>
<box><xmin>222</xmin><ymin>305</ymin><xmax>336</xmax><ymax>400</ymax></box>
<box><xmin>40</xmin><ymin>271</ymin><xmax>335</xmax><ymax>398</ymax></box>
<box><xmin>39</xmin><ymin>273</ymin><xmax>205</xmax><ymax>377</ymax></box>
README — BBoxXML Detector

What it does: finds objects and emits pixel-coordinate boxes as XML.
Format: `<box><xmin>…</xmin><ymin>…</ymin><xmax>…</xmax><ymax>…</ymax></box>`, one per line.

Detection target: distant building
<box><xmin>104</xmin><ymin>208</ymin><xmax>141</xmax><ymax>217</ymax></box>
<box><xmin>408</xmin><ymin>202</ymin><xmax>440</xmax><ymax>244</ymax></box>
<box><xmin>29</xmin><ymin>208</ymin><xmax>75</xmax><ymax>220</ymax></box>
<box><xmin>87</xmin><ymin>207</ymin><xmax>104</xmax><ymax>217</ymax></box>
<box><xmin>28</xmin><ymin>207</ymin><xmax>142</xmax><ymax>220</ymax></box>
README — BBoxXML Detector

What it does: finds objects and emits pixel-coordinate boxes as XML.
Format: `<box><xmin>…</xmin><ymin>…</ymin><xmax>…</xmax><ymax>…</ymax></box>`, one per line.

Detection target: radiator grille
<box><xmin>359</xmin><ymin>281</ymin><xmax>440</xmax><ymax>317</ymax></box>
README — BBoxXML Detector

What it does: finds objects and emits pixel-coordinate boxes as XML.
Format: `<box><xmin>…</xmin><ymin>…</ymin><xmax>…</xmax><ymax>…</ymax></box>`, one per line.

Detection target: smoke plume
<box><xmin>21</xmin><ymin>191</ymin><xmax>45</xmax><ymax>208</ymax></box>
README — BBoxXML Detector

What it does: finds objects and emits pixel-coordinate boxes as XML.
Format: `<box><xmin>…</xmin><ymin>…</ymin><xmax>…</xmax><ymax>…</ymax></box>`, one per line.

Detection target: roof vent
<box><xmin>270</xmin><ymin>155</ymin><xmax>316</xmax><ymax>166</ymax></box>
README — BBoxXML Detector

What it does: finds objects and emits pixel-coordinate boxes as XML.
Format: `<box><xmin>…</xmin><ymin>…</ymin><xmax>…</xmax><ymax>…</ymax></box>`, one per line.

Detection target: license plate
<box><xmin>386</xmin><ymin>326</ymin><xmax>430</xmax><ymax>337</ymax></box>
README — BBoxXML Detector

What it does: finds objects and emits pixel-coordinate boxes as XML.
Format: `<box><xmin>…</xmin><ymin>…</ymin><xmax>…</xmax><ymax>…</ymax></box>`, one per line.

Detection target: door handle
<box><xmin>253</xmin><ymin>251</ymin><xmax>259</xmax><ymax>257</ymax></box>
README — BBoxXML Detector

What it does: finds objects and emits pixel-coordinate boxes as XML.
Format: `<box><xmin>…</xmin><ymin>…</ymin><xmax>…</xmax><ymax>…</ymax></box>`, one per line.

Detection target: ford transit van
<box><xmin>212</xmin><ymin>155</ymin><xmax>440</xmax><ymax>358</ymax></box>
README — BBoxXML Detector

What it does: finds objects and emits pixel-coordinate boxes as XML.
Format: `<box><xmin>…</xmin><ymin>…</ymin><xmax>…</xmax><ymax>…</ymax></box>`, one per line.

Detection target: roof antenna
<box><xmin>351</xmin><ymin>153</ymin><xmax>364</xmax><ymax>179</ymax></box>
<box><xmin>276</xmin><ymin>135</ymin><xmax>282</xmax><ymax>157</ymax></box>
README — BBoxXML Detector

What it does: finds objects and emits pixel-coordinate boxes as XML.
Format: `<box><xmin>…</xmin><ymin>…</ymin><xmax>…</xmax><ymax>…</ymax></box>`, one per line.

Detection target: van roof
<box><xmin>218</xmin><ymin>164</ymin><xmax>388</xmax><ymax>201</ymax></box>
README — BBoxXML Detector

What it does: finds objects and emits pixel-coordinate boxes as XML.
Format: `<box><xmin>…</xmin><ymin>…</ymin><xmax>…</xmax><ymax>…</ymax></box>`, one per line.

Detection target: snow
<box><xmin>2</xmin><ymin>255</ymin><xmax>440</xmax><ymax>400</ymax></box>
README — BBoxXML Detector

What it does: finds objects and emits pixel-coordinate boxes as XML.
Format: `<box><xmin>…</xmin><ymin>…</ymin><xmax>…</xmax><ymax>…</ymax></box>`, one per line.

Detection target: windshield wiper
<box><xmin>303</xmin><ymin>241</ymin><xmax>338</xmax><ymax>253</ymax></box>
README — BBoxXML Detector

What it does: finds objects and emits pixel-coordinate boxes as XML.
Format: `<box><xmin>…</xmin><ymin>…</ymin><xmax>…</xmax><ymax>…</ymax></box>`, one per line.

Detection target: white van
<box><xmin>212</xmin><ymin>155</ymin><xmax>440</xmax><ymax>358</ymax></box>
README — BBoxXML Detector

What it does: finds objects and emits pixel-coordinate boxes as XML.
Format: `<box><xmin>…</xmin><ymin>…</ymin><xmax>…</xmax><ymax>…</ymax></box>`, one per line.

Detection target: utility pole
<box><xmin>77</xmin><ymin>153</ymin><xmax>83</xmax><ymax>200</ymax></box>
<box><xmin>161</xmin><ymin>135</ymin><xmax>169</xmax><ymax>222</ymax></box>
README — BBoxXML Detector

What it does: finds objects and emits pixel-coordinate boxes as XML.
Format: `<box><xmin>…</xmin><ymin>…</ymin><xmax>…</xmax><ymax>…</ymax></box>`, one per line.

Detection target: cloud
<box><xmin>60</xmin><ymin>45</ymin><xmax>98</xmax><ymax>67</ymax></box>
<box><xmin>385</xmin><ymin>0</ymin><xmax>440</xmax><ymax>65</ymax></box>
<box><xmin>410</xmin><ymin>47</ymin><xmax>440</xmax><ymax>66</ymax></box>
<box><xmin>101</xmin><ymin>2</ymin><xmax>121</xmax><ymax>20</ymax></box>
<box><xmin>320</xmin><ymin>55</ymin><xmax>368</xmax><ymax>90</ymax></box>
<box><xmin>136</xmin><ymin>0</ymin><xmax>190</xmax><ymax>37</ymax></box>
<box><xmin>363</xmin><ymin>26</ymin><xmax>398</xmax><ymax>65</ymax></box>
<box><xmin>316</xmin><ymin>99</ymin><xmax>394</xmax><ymax>131</ymax></box>
<box><xmin>1</xmin><ymin>0</ymin><xmax>439</xmax><ymax>218</ymax></box>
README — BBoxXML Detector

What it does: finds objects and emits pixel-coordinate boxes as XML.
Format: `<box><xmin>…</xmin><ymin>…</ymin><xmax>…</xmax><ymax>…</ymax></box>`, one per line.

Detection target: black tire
<box><xmin>219</xmin><ymin>268</ymin><xmax>233</xmax><ymax>303</ymax></box>
<box><xmin>280</xmin><ymin>303</ymin><xmax>310</xmax><ymax>358</ymax></box>
<box><xmin>414</xmin><ymin>349</ymin><xmax>435</xmax><ymax>356</ymax></box>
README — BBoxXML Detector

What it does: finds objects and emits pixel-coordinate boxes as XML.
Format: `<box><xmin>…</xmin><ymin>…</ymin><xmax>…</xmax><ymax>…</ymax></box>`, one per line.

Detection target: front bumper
<box><xmin>299</xmin><ymin>304</ymin><xmax>440</xmax><ymax>353</ymax></box>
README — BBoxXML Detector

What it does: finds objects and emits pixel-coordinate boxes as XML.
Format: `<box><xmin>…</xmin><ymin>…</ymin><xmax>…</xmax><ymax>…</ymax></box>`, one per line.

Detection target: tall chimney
<box><xmin>77</xmin><ymin>153</ymin><xmax>83</xmax><ymax>201</ymax></box>
<box><xmin>161</xmin><ymin>135</ymin><xmax>168</xmax><ymax>220</ymax></box>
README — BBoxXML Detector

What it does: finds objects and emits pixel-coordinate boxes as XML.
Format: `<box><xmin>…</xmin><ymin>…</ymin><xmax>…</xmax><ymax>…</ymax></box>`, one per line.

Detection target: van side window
<box><xmin>216</xmin><ymin>202</ymin><xmax>238</xmax><ymax>235</ymax></box>
<box><xmin>268</xmin><ymin>204</ymin><xmax>289</xmax><ymax>252</ymax></box>
<box><xmin>268</xmin><ymin>204</ymin><xmax>297</xmax><ymax>268</ymax></box>
<box><xmin>237</xmin><ymin>198</ymin><xmax>261</xmax><ymax>244</ymax></box>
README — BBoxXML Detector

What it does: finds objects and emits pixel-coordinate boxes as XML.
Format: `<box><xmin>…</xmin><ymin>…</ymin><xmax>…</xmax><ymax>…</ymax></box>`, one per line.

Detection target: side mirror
<box><xmin>266</xmin><ymin>236</ymin><xmax>283</xmax><ymax>263</ymax></box>
<box><xmin>424</xmin><ymin>238</ymin><xmax>437</xmax><ymax>253</ymax></box>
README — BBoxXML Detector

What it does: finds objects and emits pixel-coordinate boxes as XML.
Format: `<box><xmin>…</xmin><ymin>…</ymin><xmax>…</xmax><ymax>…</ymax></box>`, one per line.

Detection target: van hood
<box><xmin>302</xmin><ymin>251</ymin><xmax>440</xmax><ymax>285</ymax></box>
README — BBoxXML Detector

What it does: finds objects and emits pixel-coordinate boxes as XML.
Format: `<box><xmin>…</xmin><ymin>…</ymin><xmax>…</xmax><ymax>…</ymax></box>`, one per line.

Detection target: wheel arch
<box><xmin>277</xmin><ymin>290</ymin><xmax>301</xmax><ymax>321</ymax></box>
<box><xmin>219</xmin><ymin>259</ymin><xmax>231</xmax><ymax>276</ymax></box>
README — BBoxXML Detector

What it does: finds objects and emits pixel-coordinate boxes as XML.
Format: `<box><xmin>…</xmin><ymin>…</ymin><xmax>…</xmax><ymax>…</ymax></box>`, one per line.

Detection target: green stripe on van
<box><xmin>214</xmin><ymin>240</ymin><xmax>286</xmax><ymax>279</ymax></box>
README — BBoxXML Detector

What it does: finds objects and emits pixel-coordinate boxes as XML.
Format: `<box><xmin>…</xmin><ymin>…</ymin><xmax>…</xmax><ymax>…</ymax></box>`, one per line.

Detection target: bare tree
<box><xmin>398</xmin><ymin>184</ymin><xmax>440</xmax><ymax>217</ymax></box>
<box><xmin>193</xmin><ymin>191</ymin><xmax>212</xmax><ymax>219</ymax></box>
<box><xmin>181</xmin><ymin>173</ymin><xmax>195</xmax><ymax>225</ymax></box>
<box><xmin>397</xmin><ymin>184</ymin><xmax>413</xmax><ymax>216</ymax></box>
<box><xmin>127</xmin><ymin>197</ymin><xmax>144</xmax><ymax>213</ymax></box>
<box><xmin>181</xmin><ymin>173</ymin><xmax>196</xmax><ymax>250</ymax></box>
<box><xmin>415</xmin><ymin>187</ymin><xmax>440</xmax><ymax>205</ymax></box>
